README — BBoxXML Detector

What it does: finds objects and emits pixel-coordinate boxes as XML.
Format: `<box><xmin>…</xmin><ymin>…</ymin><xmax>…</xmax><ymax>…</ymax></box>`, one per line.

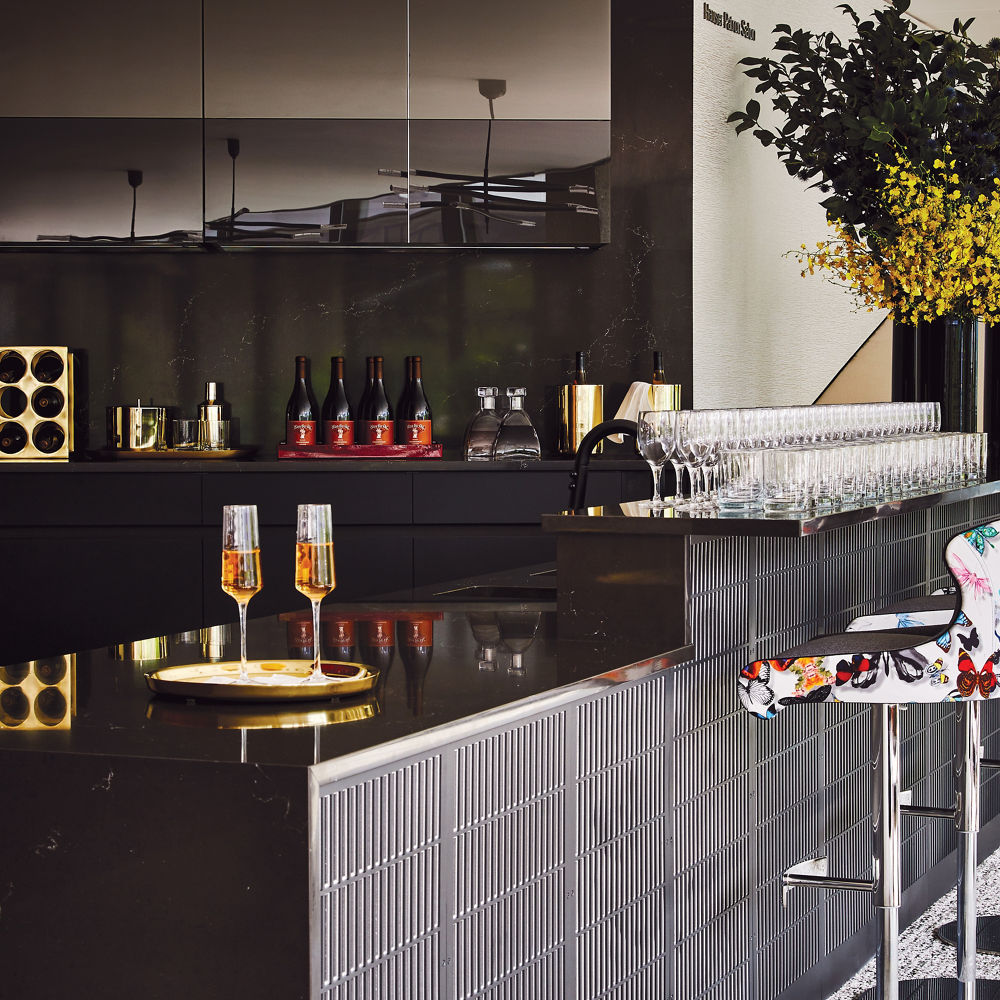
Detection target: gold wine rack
<box><xmin>0</xmin><ymin>346</ymin><xmax>73</xmax><ymax>461</ymax></box>
<box><xmin>0</xmin><ymin>655</ymin><xmax>75</xmax><ymax>730</ymax></box>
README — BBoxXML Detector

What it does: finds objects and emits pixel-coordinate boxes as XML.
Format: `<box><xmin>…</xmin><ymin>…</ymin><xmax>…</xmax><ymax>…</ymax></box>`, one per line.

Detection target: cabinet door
<box><xmin>406</xmin><ymin>0</ymin><xmax>610</xmax><ymax>246</ymax></box>
<box><xmin>0</xmin><ymin>0</ymin><xmax>203</xmax><ymax>245</ymax></box>
<box><xmin>203</xmin><ymin>0</ymin><xmax>408</xmax><ymax>246</ymax></box>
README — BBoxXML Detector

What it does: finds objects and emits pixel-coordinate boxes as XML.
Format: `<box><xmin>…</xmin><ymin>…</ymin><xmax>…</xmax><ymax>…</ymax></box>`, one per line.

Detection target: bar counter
<box><xmin>8</xmin><ymin>480</ymin><xmax>1000</xmax><ymax>1000</ymax></box>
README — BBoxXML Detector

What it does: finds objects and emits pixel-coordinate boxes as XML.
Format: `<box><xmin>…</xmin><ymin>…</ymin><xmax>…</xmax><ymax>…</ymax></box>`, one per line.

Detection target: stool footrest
<box><xmin>782</xmin><ymin>858</ymin><xmax>874</xmax><ymax>906</ymax></box>
<box><xmin>902</xmin><ymin>803</ymin><xmax>956</xmax><ymax>820</ymax></box>
<box><xmin>982</xmin><ymin>757</ymin><xmax>1000</xmax><ymax>771</ymax></box>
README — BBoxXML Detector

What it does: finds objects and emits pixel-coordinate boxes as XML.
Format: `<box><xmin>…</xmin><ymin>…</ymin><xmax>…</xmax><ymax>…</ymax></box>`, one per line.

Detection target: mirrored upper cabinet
<box><xmin>0</xmin><ymin>0</ymin><xmax>609</xmax><ymax>249</ymax></box>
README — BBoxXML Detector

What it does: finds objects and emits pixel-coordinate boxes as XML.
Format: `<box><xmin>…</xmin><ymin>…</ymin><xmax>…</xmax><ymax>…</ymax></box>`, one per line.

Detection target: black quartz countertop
<box><xmin>0</xmin><ymin>600</ymin><xmax>688</xmax><ymax>768</ymax></box>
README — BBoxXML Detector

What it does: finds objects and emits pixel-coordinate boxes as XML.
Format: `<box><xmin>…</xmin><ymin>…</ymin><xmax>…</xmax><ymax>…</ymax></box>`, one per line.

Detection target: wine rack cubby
<box><xmin>0</xmin><ymin>655</ymin><xmax>75</xmax><ymax>730</ymax></box>
<box><xmin>0</xmin><ymin>346</ymin><xmax>73</xmax><ymax>461</ymax></box>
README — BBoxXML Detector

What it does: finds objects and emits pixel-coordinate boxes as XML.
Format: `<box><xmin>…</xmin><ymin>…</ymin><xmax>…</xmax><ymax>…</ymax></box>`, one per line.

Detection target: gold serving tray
<box><xmin>147</xmin><ymin>697</ymin><xmax>378</xmax><ymax>730</ymax></box>
<box><xmin>145</xmin><ymin>660</ymin><xmax>377</xmax><ymax>702</ymax></box>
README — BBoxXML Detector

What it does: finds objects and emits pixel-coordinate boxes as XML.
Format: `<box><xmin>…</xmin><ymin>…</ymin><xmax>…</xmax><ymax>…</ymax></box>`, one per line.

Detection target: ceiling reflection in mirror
<box><xmin>0</xmin><ymin>119</ymin><xmax>203</xmax><ymax>244</ymax></box>
<box><xmin>1</xmin><ymin>0</ymin><xmax>610</xmax><ymax>248</ymax></box>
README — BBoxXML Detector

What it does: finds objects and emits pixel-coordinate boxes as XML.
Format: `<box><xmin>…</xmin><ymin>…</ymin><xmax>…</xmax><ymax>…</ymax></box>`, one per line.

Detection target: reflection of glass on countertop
<box><xmin>467</xmin><ymin>610</ymin><xmax>501</xmax><ymax>670</ymax></box>
<box><xmin>498</xmin><ymin>608</ymin><xmax>540</xmax><ymax>674</ymax></box>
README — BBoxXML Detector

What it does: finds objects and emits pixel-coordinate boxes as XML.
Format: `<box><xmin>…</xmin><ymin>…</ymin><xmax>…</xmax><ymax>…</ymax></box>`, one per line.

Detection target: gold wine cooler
<box><xmin>0</xmin><ymin>346</ymin><xmax>73</xmax><ymax>461</ymax></box>
<box><xmin>558</xmin><ymin>384</ymin><xmax>604</xmax><ymax>455</ymax></box>
<box><xmin>0</xmin><ymin>655</ymin><xmax>75</xmax><ymax>730</ymax></box>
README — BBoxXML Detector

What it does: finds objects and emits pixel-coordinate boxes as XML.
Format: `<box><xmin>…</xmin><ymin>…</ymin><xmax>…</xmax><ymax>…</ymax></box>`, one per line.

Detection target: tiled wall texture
<box><xmin>316</xmin><ymin>494</ymin><xmax>1000</xmax><ymax>999</ymax></box>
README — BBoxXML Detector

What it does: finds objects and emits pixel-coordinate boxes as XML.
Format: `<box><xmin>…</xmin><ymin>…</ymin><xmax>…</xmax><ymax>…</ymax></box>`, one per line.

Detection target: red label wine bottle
<box><xmin>321</xmin><ymin>355</ymin><xmax>354</xmax><ymax>445</ymax></box>
<box><xmin>285</xmin><ymin>355</ymin><xmax>319</xmax><ymax>446</ymax></box>
<box><xmin>397</xmin><ymin>355</ymin><xmax>432</xmax><ymax>445</ymax></box>
<box><xmin>359</xmin><ymin>355</ymin><xmax>393</xmax><ymax>444</ymax></box>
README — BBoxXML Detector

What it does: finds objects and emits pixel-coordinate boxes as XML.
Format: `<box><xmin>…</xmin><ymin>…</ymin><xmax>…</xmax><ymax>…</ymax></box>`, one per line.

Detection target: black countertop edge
<box><xmin>313</xmin><ymin>638</ymin><xmax>693</xmax><ymax>783</ymax></box>
<box><xmin>0</xmin><ymin>457</ymin><xmax>646</xmax><ymax>474</ymax></box>
<box><xmin>541</xmin><ymin>478</ymin><xmax>1000</xmax><ymax>538</ymax></box>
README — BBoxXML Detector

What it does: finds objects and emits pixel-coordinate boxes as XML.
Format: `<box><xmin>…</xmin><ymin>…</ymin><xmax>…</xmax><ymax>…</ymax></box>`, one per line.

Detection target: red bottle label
<box><xmin>363</xmin><ymin>420</ymin><xmax>394</xmax><ymax>445</ymax></box>
<box><xmin>403</xmin><ymin>618</ymin><xmax>434</xmax><ymax>646</ymax></box>
<box><xmin>287</xmin><ymin>420</ymin><xmax>316</xmax><ymax>446</ymax></box>
<box><xmin>402</xmin><ymin>420</ymin><xmax>432</xmax><ymax>445</ymax></box>
<box><xmin>364</xmin><ymin>620</ymin><xmax>394</xmax><ymax>647</ymax></box>
<box><xmin>323</xmin><ymin>619</ymin><xmax>355</xmax><ymax>647</ymax></box>
<box><xmin>324</xmin><ymin>420</ymin><xmax>354</xmax><ymax>446</ymax></box>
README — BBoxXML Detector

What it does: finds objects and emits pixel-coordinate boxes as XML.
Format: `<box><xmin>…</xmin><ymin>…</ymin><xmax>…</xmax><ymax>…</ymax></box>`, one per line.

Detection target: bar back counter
<box><xmin>3</xmin><ymin>476</ymin><xmax>1000</xmax><ymax>999</ymax></box>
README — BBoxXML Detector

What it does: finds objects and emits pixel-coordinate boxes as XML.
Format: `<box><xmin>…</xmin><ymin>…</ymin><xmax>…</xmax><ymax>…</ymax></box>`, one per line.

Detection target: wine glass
<box><xmin>221</xmin><ymin>504</ymin><xmax>262</xmax><ymax>684</ymax></box>
<box><xmin>295</xmin><ymin>503</ymin><xmax>336</xmax><ymax>683</ymax></box>
<box><xmin>636</xmin><ymin>410</ymin><xmax>675</xmax><ymax>508</ymax></box>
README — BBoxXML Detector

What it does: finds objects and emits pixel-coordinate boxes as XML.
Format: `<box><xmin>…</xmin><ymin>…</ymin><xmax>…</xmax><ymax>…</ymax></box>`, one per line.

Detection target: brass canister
<box><xmin>558</xmin><ymin>384</ymin><xmax>604</xmax><ymax>455</ymax></box>
<box><xmin>107</xmin><ymin>403</ymin><xmax>167</xmax><ymax>450</ymax></box>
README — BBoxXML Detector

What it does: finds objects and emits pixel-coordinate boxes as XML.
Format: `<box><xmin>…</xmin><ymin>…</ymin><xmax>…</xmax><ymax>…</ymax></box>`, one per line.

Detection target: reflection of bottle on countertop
<box><xmin>360</xmin><ymin>619</ymin><xmax>396</xmax><ymax>692</ymax></box>
<box><xmin>492</xmin><ymin>388</ymin><xmax>541</xmax><ymax>460</ymax></box>
<box><xmin>323</xmin><ymin>618</ymin><xmax>356</xmax><ymax>663</ymax></box>
<box><xmin>398</xmin><ymin>618</ymin><xmax>434</xmax><ymax>716</ymax></box>
<box><xmin>464</xmin><ymin>387</ymin><xmax>502</xmax><ymax>461</ymax></box>
<box><xmin>498</xmin><ymin>608</ymin><xmax>540</xmax><ymax>674</ymax></box>
<box><xmin>467</xmin><ymin>610</ymin><xmax>501</xmax><ymax>671</ymax></box>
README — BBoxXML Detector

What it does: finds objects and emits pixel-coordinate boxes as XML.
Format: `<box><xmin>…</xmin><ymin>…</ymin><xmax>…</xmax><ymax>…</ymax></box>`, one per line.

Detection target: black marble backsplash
<box><xmin>0</xmin><ymin>0</ymin><xmax>691</xmax><ymax>458</ymax></box>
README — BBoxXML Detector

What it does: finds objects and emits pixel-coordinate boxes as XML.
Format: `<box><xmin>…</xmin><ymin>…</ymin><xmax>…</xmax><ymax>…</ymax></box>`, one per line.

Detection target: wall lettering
<box><xmin>702</xmin><ymin>2</ymin><xmax>756</xmax><ymax>41</ymax></box>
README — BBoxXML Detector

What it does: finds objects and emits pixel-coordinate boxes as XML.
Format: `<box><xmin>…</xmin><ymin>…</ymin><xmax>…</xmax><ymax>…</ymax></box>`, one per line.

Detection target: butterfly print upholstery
<box><xmin>740</xmin><ymin>520</ymin><xmax>1000</xmax><ymax>717</ymax></box>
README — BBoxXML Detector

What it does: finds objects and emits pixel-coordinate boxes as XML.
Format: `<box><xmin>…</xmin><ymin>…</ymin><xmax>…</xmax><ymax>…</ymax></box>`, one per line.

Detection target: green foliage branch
<box><xmin>728</xmin><ymin>0</ymin><xmax>1000</xmax><ymax>244</ymax></box>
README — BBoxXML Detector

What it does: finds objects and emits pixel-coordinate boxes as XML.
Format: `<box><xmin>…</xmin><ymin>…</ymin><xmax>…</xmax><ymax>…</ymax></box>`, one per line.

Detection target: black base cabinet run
<box><xmin>0</xmin><ymin>460</ymin><xmax>645</xmax><ymax>660</ymax></box>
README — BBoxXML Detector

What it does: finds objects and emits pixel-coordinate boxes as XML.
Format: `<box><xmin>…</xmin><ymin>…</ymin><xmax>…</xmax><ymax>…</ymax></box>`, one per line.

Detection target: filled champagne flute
<box><xmin>295</xmin><ymin>503</ymin><xmax>336</xmax><ymax>683</ymax></box>
<box><xmin>221</xmin><ymin>504</ymin><xmax>262</xmax><ymax>683</ymax></box>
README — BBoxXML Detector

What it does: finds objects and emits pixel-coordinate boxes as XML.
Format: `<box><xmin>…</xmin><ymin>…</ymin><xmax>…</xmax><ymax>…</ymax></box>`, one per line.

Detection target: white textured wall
<box><xmin>692</xmin><ymin>0</ymin><xmax>885</xmax><ymax>407</ymax></box>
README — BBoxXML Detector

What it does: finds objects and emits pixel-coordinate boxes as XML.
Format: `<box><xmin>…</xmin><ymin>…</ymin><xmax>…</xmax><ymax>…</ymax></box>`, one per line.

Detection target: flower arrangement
<box><xmin>797</xmin><ymin>145</ymin><xmax>1000</xmax><ymax>321</ymax></box>
<box><xmin>729</xmin><ymin>0</ymin><xmax>1000</xmax><ymax>247</ymax></box>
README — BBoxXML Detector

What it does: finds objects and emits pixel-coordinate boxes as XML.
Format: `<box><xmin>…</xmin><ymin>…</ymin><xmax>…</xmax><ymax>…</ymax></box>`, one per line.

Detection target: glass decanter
<box><xmin>463</xmin><ymin>387</ymin><xmax>502</xmax><ymax>460</ymax></box>
<box><xmin>491</xmin><ymin>388</ymin><xmax>541</xmax><ymax>460</ymax></box>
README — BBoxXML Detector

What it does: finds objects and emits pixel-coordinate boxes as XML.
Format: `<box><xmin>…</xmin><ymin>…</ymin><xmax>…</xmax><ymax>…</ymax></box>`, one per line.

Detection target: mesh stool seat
<box><xmin>740</xmin><ymin>521</ymin><xmax>1000</xmax><ymax>999</ymax></box>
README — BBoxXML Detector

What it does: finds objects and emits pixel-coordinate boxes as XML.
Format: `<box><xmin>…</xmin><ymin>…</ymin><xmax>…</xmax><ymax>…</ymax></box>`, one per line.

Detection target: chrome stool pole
<box><xmin>874</xmin><ymin>704</ymin><xmax>902</xmax><ymax>1000</ymax></box>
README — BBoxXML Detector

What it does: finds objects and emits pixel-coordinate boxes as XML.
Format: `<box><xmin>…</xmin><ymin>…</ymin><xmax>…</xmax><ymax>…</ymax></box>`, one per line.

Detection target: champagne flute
<box><xmin>221</xmin><ymin>504</ymin><xmax>262</xmax><ymax>684</ymax></box>
<box><xmin>295</xmin><ymin>503</ymin><xmax>336</xmax><ymax>683</ymax></box>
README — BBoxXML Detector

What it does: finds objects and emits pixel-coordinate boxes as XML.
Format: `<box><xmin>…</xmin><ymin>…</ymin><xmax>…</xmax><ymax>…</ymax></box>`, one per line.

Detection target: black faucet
<box><xmin>567</xmin><ymin>419</ymin><xmax>638</xmax><ymax>511</ymax></box>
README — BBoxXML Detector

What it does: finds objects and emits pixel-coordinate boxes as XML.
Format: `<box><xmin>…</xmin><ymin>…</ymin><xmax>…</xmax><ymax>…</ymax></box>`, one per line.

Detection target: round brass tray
<box><xmin>147</xmin><ymin>697</ymin><xmax>379</xmax><ymax>729</ymax></box>
<box><xmin>145</xmin><ymin>660</ymin><xmax>378</xmax><ymax>702</ymax></box>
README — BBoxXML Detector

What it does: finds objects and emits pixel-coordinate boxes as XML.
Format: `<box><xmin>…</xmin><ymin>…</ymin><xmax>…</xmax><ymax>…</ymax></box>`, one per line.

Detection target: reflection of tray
<box><xmin>97</xmin><ymin>446</ymin><xmax>258</xmax><ymax>460</ymax></box>
<box><xmin>145</xmin><ymin>660</ymin><xmax>377</xmax><ymax>702</ymax></box>
<box><xmin>147</xmin><ymin>696</ymin><xmax>378</xmax><ymax>729</ymax></box>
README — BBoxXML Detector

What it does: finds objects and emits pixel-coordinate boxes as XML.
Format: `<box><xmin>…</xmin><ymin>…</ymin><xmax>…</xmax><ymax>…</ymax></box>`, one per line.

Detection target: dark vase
<box><xmin>891</xmin><ymin>315</ymin><xmax>979</xmax><ymax>433</ymax></box>
<box><xmin>985</xmin><ymin>324</ymin><xmax>1000</xmax><ymax>475</ymax></box>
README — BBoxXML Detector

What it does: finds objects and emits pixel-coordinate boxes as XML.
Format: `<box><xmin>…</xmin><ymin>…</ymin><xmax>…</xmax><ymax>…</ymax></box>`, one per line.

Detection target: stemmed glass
<box><xmin>636</xmin><ymin>410</ymin><xmax>675</xmax><ymax>508</ymax></box>
<box><xmin>294</xmin><ymin>503</ymin><xmax>336</xmax><ymax>683</ymax></box>
<box><xmin>221</xmin><ymin>504</ymin><xmax>262</xmax><ymax>683</ymax></box>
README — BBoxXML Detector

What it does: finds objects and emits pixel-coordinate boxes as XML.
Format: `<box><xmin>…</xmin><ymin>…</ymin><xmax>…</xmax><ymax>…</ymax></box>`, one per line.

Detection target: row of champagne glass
<box><xmin>716</xmin><ymin>433</ymin><xmax>987</xmax><ymax>515</ymax></box>
<box><xmin>635</xmin><ymin>403</ymin><xmax>948</xmax><ymax>510</ymax></box>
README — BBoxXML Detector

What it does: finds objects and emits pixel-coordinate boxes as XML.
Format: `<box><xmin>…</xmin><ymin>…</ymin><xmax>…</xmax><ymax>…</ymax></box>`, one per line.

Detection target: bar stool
<box><xmin>847</xmin><ymin>588</ymin><xmax>1000</xmax><ymax>965</ymax></box>
<box><xmin>740</xmin><ymin>520</ymin><xmax>1000</xmax><ymax>999</ymax></box>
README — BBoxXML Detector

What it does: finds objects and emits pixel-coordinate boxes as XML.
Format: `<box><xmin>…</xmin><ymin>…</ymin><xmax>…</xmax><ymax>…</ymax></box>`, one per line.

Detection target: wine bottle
<box><xmin>357</xmin><ymin>356</ymin><xmax>374</xmax><ymax>423</ymax></box>
<box><xmin>32</xmin><ymin>386</ymin><xmax>64</xmax><ymax>418</ymax></box>
<box><xmin>573</xmin><ymin>351</ymin><xmax>587</xmax><ymax>384</ymax></box>
<box><xmin>285</xmin><ymin>355</ymin><xmax>319</xmax><ymax>446</ymax></box>
<box><xmin>0</xmin><ymin>422</ymin><xmax>26</xmax><ymax>454</ymax></box>
<box><xmin>199</xmin><ymin>382</ymin><xmax>228</xmax><ymax>449</ymax></box>
<box><xmin>321</xmin><ymin>356</ymin><xmax>354</xmax><ymax>445</ymax></box>
<box><xmin>31</xmin><ymin>350</ymin><xmax>64</xmax><ymax>383</ymax></box>
<box><xmin>0</xmin><ymin>687</ymin><xmax>30</xmax><ymax>725</ymax></box>
<box><xmin>360</xmin><ymin>355</ymin><xmax>393</xmax><ymax>445</ymax></box>
<box><xmin>398</xmin><ymin>355</ymin><xmax>432</xmax><ymax>445</ymax></box>
<box><xmin>34</xmin><ymin>687</ymin><xmax>67</xmax><ymax>726</ymax></box>
<box><xmin>323</xmin><ymin>618</ymin><xmax>356</xmax><ymax>662</ymax></box>
<box><xmin>0</xmin><ymin>351</ymin><xmax>26</xmax><ymax>384</ymax></box>
<box><xmin>33</xmin><ymin>657</ymin><xmax>67</xmax><ymax>685</ymax></box>
<box><xmin>652</xmin><ymin>350</ymin><xmax>665</xmax><ymax>385</ymax></box>
<box><xmin>32</xmin><ymin>422</ymin><xmax>65</xmax><ymax>454</ymax></box>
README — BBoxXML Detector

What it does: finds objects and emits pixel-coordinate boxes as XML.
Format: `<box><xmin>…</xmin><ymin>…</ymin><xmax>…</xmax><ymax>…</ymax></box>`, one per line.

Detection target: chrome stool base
<box><xmin>853</xmin><ymin>980</ymin><xmax>1000</xmax><ymax>998</ymax></box>
<box><xmin>936</xmin><ymin>917</ymin><xmax>1000</xmax><ymax>956</ymax></box>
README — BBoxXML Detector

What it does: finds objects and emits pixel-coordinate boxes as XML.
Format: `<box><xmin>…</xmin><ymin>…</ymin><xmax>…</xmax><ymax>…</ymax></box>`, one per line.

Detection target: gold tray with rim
<box><xmin>145</xmin><ymin>660</ymin><xmax>378</xmax><ymax>702</ymax></box>
<box><xmin>146</xmin><ymin>696</ymin><xmax>378</xmax><ymax>729</ymax></box>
